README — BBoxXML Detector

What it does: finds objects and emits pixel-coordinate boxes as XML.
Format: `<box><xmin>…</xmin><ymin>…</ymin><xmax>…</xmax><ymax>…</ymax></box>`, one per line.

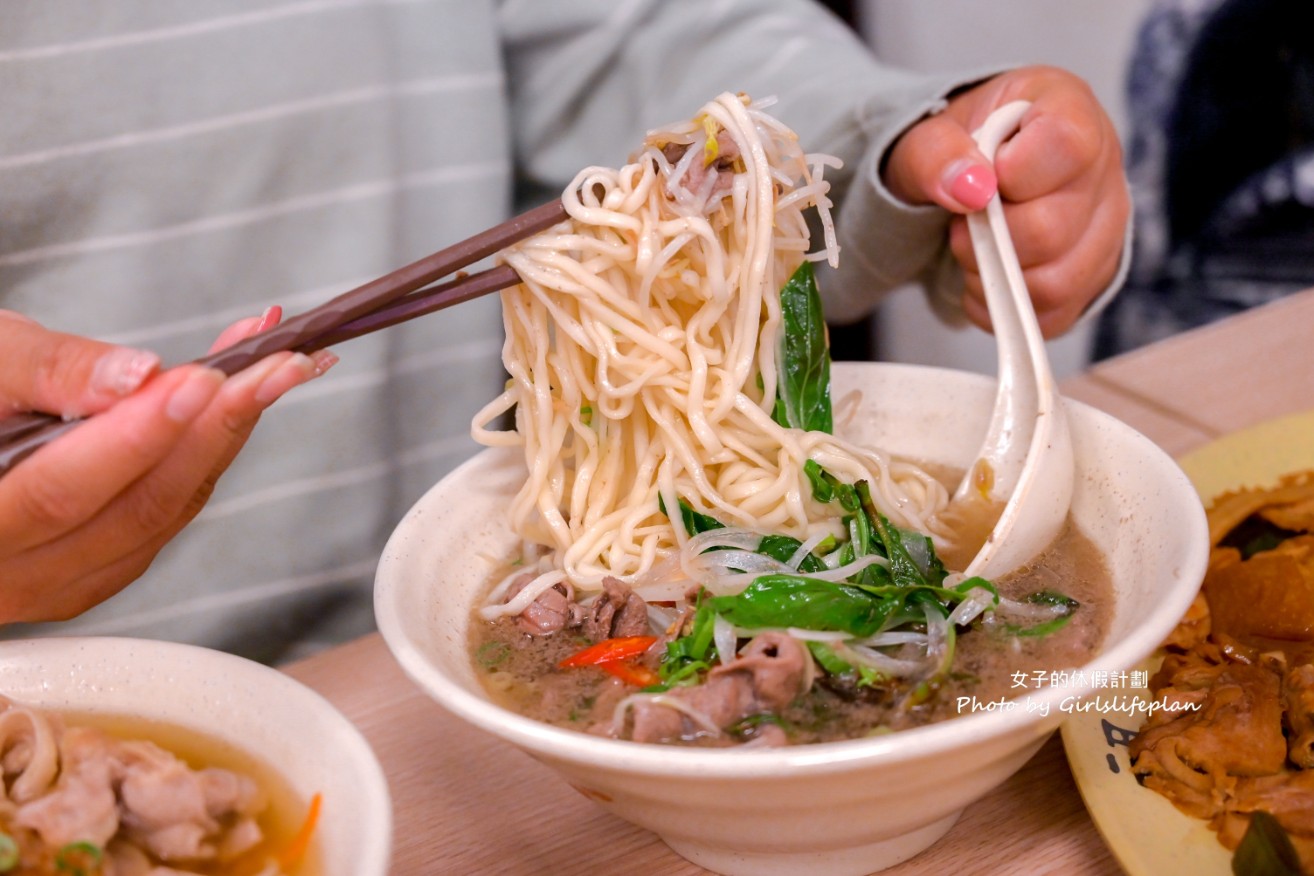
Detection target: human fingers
<box><xmin>0</xmin><ymin>366</ymin><xmax>224</xmax><ymax>555</ymax></box>
<box><xmin>98</xmin><ymin>346</ymin><xmax>335</xmax><ymax>545</ymax></box>
<box><xmin>163</xmin><ymin>350</ymin><xmax>336</xmax><ymax>511</ymax></box>
<box><xmin>0</xmin><ymin>526</ymin><xmax>172</xmax><ymax>623</ymax></box>
<box><xmin>0</xmin><ymin>351</ymin><xmax>334</xmax><ymax>622</ymax></box>
<box><xmin>992</xmin><ymin>78</ymin><xmax>1116</xmax><ymax>205</ymax></box>
<box><xmin>1018</xmin><ymin>195</ymin><xmax>1128</xmax><ymax>337</ymax></box>
<box><xmin>953</xmin><ymin>170</ymin><xmax>1127</xmax><ymax>278</ymax></box>
<box><xmin>90</xmin><ymin>349</ymin><xmax>338</xmax><ymax>550</ymax></box>
<box><xmin>931</xmin><ymin>66</ymin><xmax>1114</xmax><ymax>205</ymax></box>
<box><xmin>935</xmin><ymin>68</ymin><xmax>1128</xmax><ymax>336</ymax></box>
<box><xmin>949</xmin><ymin>187</ymin><xmax>1092</xmax><ymax>281</ymax></box>
<box><xmin>0</xmin><ymin>312</ymin><xmax>160</xmax><ymax>418</ymax></box>
<box><xmin>883</xmin><ymin>113</ymin><xmax>999</xmax><ymax>213</ymax></box>
<box><xmin>953</xmin><ymin>185</ymin><xmax>1129</xmax><ymax>337</ymax></box>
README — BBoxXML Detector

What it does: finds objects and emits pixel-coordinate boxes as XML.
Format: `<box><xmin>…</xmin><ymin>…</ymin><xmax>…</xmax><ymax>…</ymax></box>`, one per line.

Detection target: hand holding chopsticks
<box><xmin>0</xmin><ymin>199</ymin><xmax>567</xmax><ymax>480</ymax></box>
<box><xmin>0</xmin><ymin>314</ymin><xmax>334</xmax><ymax>620</ymax></box>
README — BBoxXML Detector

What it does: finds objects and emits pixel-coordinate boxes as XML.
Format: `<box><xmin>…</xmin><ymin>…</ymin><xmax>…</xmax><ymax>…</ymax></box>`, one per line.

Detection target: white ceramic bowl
<box><xmin>375</xmin><ymin>362</ymin><xmax>1208</xmax><ymax>876</ymax></box>
<box><xmin>0</xmin><ymin>636</ymin><xmax>392</xmax><ymax>876</ymax></box>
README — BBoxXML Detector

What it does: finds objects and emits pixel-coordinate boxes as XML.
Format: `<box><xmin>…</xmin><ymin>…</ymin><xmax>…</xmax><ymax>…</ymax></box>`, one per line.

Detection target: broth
<box><xmin>471</xmin><ymin>521</ymin><xmax>1113</xmax><ymax>746</ymax></box>
<box><xmin>0</xmin><ymin>710</ymin><xmax>321</xmax><ymax>875</ymax></box>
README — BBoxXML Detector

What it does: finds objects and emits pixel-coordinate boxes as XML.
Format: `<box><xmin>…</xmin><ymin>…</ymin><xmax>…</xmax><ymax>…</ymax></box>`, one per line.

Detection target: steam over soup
<box><xmin>0</xmin><ymin>698</ymin><xmax>320</xmax><ymax>875</ymax></box>
<box><xmin>462</xmin><ymin>93</ymin><xmax>1109</xmax><ymax>747</ymax></box>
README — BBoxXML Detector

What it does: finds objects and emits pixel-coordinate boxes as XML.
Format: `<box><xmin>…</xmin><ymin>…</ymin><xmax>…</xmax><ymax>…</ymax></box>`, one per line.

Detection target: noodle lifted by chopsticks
<box><xmin>472</xmin><ymin>93</ymin><xmax>951</xmax><ymax>591</ymax></box>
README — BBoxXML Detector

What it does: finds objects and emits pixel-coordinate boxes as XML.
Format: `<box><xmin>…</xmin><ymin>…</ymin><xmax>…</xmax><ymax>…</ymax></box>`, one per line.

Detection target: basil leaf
<box><xmin>658</xmin><ymin>495</ymin><xmax>724</xmax><ymax>535</ymax></box>
<box><xmin>1026</xmin><ymin>590</ymin><xmax>1079</xmax><ymax>611</ymax></box>
<box><xmin>1004</xmin><ymin>590</ymin><xmax>1080</xmax><ymax>638</ymax></box>
<box><xmin>835</xmin><ymin>482</ymin><xmax>860</xmax><ymax>512</ymax></box>
<box><xmin>870</xmin><ymin>511</ymin><xmax>928</xmax><ymax>589</ymax></box>
<box><xmin>757</xmin><ymin>534</ymin><xmax>827</xmax><ymax>574</ymax></box>
<box><xmin>773</xmin><ymin>261</ymin><xmax>833</xmax><ymax>433</ymax></box>
<box><xmin>661</xmin><ymin>600</ymin><xmax>717</xmax><ymax>683</ymax></box>
<box><xmin>857</xmin><ymin>482</ymin><xmax>950</xmax><ymax>589</ymax></box>
<box><xmin>709</xmin><ymin>575</ymin><xmax>894</xmax><ymax>637</ymax></box>
<box><xmin>807</xmin><ymin>642</ymin><xmax>884</xmax><ymax>687</ymax></box>
<box><xmin>1008</xmin><ymin>614</ymin><xmax>1074</xmax><ymax>638</ymax></box>
<box><xmin>803</xmin><ymin>459</ymin><xmax>834</xmax><ymax>503</ymax></box>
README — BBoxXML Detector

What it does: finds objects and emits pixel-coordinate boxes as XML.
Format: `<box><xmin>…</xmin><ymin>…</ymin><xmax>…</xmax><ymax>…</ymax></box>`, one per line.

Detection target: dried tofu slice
<box><xmin>1206</xmin><ymin>535</ymin><xmax>1314</xmax><ymax>641</ymax></box>
<box><xmin>1207</xmin><ymin>471</ymin><xmax>1314</xmax><ymax>547</ymax></box>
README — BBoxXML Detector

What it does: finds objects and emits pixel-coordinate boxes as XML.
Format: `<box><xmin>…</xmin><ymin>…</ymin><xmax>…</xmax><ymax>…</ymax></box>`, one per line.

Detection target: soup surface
<box><xmin>0</xmin><ymin>705</ymin><xmax>320</xmax><ymax>875</ymax></box>
<box><xmin>471</xmin><ymin>521</ymin><xmax>1112</xmax><ymax>746</ymax></box>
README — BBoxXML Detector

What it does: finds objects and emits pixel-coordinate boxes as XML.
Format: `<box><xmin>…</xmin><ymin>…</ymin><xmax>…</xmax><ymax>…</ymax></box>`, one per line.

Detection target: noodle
<box><xmin>471</xmin><ymin>93</ymin><xmax>952</xmax><ymax>591</ymax></box>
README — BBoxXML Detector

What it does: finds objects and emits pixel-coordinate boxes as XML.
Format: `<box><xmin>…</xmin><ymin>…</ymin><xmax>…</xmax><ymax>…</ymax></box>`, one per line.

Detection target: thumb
<box><xmin>884</xmin><ymin>113</ymin><xmax>998</xmax><ymax>213</ymax></box>
<box><xmin>0</xmin><ymin>312</ymin><xmax>160</xmax><ymax>419</ymax></box>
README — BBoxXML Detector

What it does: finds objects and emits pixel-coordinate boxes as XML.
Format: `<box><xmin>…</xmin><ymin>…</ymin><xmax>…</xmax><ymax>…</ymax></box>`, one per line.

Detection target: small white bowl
<box><xmin>0</xmin><ymin>636</ymin><xmax>392</xmax><ymax>876</ymax></box>
<box><xmin>375</xmin><ymin>362</ymin><xmax>1208</xmax><ymax>876</ymax></box>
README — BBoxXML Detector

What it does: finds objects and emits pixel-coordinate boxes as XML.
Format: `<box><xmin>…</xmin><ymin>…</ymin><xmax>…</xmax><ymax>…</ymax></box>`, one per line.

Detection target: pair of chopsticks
<box><xmin>0</xmin><ymin>198</ymin><xmax>568</xmax><ymax>479</ymax></box>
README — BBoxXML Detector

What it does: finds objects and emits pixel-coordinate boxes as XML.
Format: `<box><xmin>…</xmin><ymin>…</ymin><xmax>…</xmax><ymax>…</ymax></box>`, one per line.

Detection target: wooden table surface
<box><xmin>283</xmin><ymin>290</ymin><xmax>1314</xmax><ymax>875</ymax></box>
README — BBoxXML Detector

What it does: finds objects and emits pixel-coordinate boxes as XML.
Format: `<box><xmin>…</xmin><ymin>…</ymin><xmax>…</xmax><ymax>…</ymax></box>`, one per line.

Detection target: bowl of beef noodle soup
<box><xmin>0</xmin><ymin>637</ymin><xmax>391</xmax><ymax>875</ymax></box>
<box><xmin>376</xmin><ymin>363</ymin><xmax>1207</xmax><ymax>876</ymax></box>
<box><xmin>375</xmin><ymin>93</ymin><xmax>1208</xmax><ymax>874</ymax></box>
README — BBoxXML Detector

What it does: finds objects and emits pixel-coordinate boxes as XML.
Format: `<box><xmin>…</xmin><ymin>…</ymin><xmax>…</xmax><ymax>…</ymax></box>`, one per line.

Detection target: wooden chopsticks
<box><xmin>0</xmin><ymin>199</ymin><xmax>568</xmax><ymax>479</ymax></box>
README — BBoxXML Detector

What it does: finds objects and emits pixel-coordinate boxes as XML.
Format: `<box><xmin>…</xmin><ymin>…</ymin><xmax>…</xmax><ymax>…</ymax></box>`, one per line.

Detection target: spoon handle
<box><xmin>958</xmin><ymin>100</ymin><xmax>1074</xmax><ymax>580</ymax></box>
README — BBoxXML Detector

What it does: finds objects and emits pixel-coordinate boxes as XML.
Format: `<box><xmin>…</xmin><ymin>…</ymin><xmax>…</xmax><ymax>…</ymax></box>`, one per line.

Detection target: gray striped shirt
<box><xmin>2</xmin><ymin>0</ymin><xmax>972</xmax><ymax>663</ymax></box>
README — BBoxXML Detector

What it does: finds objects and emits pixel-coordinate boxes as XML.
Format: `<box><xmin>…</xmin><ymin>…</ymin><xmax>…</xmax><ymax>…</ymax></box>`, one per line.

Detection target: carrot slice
<box><xmin>277</xmin><ymin>791</ymin><xmax>323</xmax><ymax>870</ymax></box>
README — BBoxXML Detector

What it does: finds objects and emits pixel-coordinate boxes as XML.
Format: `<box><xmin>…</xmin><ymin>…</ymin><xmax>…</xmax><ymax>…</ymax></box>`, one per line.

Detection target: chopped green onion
<box><xmin>55</xmin><ymin>841</ymin><xmax>102</xmax><ymax>876</ymax></box>
<box><xmin>476</xmin><ymin>641</ymin><xmax>511</xmax><ymax>668</ymax></box>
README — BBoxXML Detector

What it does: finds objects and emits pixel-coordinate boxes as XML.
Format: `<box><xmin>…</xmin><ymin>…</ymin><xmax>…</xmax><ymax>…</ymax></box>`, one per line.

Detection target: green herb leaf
<box><xmin>709</xmin><ymin>575</ymin><xmax>895</xmax><ymax>637</ymax></box>
<box><xmin>54</xmin><ymin>841</ymin><xmax>102</xmax><ymax>876</ymax></box>
<box><xmin>1233</xmin><ymin>811</ymin><xmax>1301</xmax><ymax>876</ymax></box>
<box><xmin>0</xmin><ymin>834</ymin><xmax>17</xmax><ymax>872</ymax></box>
<box><xmin>955</xmin><ymin>576</ymin><xmax>1000</xmax><ymax>600</ymax></box>
<box><xmin>661</xmin><ymin>599</ymin><xmax>718</xmax><ymax>684</ymax></box>
<box><xmin>773</xmin><ymin>261</ymin><xmax>833</xmax><ymax>433</ymax></box>
<box><xmin>803</xmin><ymin>459</ymin><xmax>834</xmax><ymax>503</ymax></box>
<box><xmin>807</xmin><ymin>642</ymin><xmax>885</xmax><ymax>687</ymax></box>
<box><xmin>757</xmin><ymin>534</ymin><xmax>827</xmax><ymax>574</ymax></box>
<box><xmin>475</xmin><ymin>641</ymin><xmax>511</xmax><ymax>669</ymax></box>
<box><xmin>658</xmin><ymin>495</ymin><xmax>725</xmax><ymax>536</ymax></box>
<box><xmin>1004</xmin><ymin>590</ymin><xmax>1081</xmax><ymax>638</ymax></box>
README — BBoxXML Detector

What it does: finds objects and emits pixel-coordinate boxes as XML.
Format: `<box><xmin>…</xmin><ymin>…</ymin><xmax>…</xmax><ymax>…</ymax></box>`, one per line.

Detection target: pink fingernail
<box><xmin>91</xmin><ymin>348</ymin><xmax>161</xmax><ymax>398</ymax></box>
<box><xmin>255</xmin><ymin>305</ymin><xmax>282</xmax><ymax>333</ymax></box>
<box><xmin>945</xmin><ymin>161</ymin><xmax>997</xmax><ymax>211</ymax></box>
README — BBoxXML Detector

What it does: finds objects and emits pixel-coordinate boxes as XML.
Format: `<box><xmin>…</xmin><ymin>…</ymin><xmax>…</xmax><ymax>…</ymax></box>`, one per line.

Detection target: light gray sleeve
<box><xmin>495</xmin><ymin>1</ymin><xmax>1123</xmax><ymax>328</ymax></box>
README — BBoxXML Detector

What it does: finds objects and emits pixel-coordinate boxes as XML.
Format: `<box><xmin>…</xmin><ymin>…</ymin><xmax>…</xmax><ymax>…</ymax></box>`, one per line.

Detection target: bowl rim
<box><xmin>376</xmin><ymin>362</ymin><xmax>1209</xmax><ymax>778</ymax></box>
<box><xmin>0</xmin><ymin>635</ymin><xmax>393</xmax><ymax>872</ymax></box>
